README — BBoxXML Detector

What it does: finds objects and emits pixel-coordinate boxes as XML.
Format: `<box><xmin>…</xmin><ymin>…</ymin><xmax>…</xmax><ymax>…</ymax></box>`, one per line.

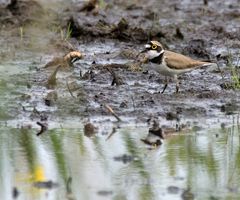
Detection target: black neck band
<box><xmin>149</xmin><ymin>53</ymin><xmax>164</xmax><ymax>64</ymax></box>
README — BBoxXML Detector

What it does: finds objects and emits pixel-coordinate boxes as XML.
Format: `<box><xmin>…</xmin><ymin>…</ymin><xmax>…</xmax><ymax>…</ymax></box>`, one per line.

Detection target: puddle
<box><xmin>1</xmin><ymin>125</ymin><xmax>240</xmax><ymax>200</ymax></box>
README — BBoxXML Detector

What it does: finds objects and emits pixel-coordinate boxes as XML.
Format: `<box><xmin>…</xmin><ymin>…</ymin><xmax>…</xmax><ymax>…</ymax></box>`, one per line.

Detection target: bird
<box><xmin>44</xmin><ymin>51</ymin><xmax>82</xmax><ymax>89</ymax></box>
<box><xmin>44</xmin><ymin>51</ymin><xmax>82</xmax><ymax>68</ymax></box>
<box><xmin>143</xmin><ymin>41</ymin><xmax>216</xmax><ymax>93</ymax></box>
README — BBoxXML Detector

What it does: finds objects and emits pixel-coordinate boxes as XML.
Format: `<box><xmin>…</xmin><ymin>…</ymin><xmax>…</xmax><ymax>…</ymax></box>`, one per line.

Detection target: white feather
<box><xmin>145</xmin><ymin>44</ymin><xmax>151</xmax><ymax>48</ymax></box>
<box><xmin>147</xmin><ymin>50</ymin><xmax>161</xmax><ymax>59</ymax></box>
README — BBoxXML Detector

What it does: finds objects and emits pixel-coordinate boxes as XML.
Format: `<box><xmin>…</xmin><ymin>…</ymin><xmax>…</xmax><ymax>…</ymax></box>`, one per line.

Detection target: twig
<box><xmin>148</xmin><ymin>12</ymin><xmax>158</xmax><ymax>41</ymax></box>
<box><xmin>216</xmin><ymin>62</ymin><xmax>225</xmax><ymax>82</ymax></box>
<box><xmin>66</xmin><ymin>79</ymin><xmax>76</xmax><ymax>98</ymax></box>
<box><xmin>106</xmin><ymin>67</ymin><xmax>124</xmax><ymax>86</ymax></box>
<box><xmin>131</xmin><ymin>95</ymin><xmax>136</xmax><ymax>111</ymax></box>
<box><xmin>36</xmin><ymin>122</ymin><xmax>48</xmax><ymax>136</ymax></box>
<box><xmin>140</xmin><ymin>138</ymin><xmax>162</xmax><ymax>146</ymax></box>
<box><xmin>104</xmin><ymin>104</ymin><xmax>121</xmax><ymax>122</ymax></box>
<box><xmin>46</xmin><ymin>65</ymin><xmax>61</xmax><ymax>89</ymax></box>
<box><xmin>106</xmin><ymin>127</ymin><xmax>117</xmax><ymax>141</ymax></box>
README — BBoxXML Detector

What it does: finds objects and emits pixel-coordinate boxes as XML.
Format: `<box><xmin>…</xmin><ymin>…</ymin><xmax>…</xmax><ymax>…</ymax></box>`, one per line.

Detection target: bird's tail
<box><xmin>201</xmin><ymin>62</ymin><xmax>217</xmax><ymax>68</ymax></box>
<box><xmin>203</xmin><ymin>62</ymin><xmax>217</xmax><ymax>66</ymax></box>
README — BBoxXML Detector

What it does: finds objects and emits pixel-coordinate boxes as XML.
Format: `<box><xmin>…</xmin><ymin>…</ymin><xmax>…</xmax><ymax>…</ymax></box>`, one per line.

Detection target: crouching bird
<box><xmin>44</xmin><ymin>51</ymin><xmax>82</xmax><ymax>68</ymax></box>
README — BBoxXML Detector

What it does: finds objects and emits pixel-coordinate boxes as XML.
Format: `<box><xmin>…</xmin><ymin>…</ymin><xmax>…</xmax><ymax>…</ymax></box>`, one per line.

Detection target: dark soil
<box><xmin>1</xmin><ymin>0</ymin><xmax>240</xmax><ymax>131</ymax></box>
<box><xmin>0</xmin><ymin>0</ymin><xmax>44</xmax><ymax>26</ymax></box>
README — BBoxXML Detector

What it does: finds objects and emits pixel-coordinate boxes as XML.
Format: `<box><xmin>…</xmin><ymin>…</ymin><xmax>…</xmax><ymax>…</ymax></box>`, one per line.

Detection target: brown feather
<box><xmin>164</xmin><ymin>50</ymin><xmax>211</xmax><ymax>70</ymax></box>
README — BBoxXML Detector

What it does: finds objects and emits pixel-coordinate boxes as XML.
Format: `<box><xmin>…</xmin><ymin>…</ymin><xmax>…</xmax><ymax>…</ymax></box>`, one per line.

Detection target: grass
<box><xmin>60</xmin><ymin>22</ymin><xmax>72</xmax><ymax>41</ymax></box>
<box><xmin>65</xmin><ymin>22</ymin><xmax>73</xmax><ymax>40</ymax></box>
<box><xmin>227</xmin><ymin>48</ymin><xmax>240</xmax><ymax>89</ymax></box>
<box><xmin>19</xmin><ymin>27</ymin><xmax>23</xmax><ymax>41</ymax></box>
<box><xmin>99</xmin><ymin>0</ymin><xmax>106</xmax><ymax>9</ymax></box>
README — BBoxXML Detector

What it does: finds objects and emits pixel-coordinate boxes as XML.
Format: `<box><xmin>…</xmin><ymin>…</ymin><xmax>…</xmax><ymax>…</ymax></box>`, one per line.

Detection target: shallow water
<box><xmin>1</xmin><ymin>123</ymin><xmax>240</xmax><ymax>200</ymax></box>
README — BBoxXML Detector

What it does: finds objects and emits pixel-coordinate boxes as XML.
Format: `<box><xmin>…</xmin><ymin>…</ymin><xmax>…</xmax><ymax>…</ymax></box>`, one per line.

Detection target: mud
<box><xmin>0</xmin><ymin>0</ymin><xmax>44</xmax><ymax>26</ymax></box>
<box><xmin>1</xmin><ymin>0</ymin><xmax>240</xmax><ymax>132</ymax></box>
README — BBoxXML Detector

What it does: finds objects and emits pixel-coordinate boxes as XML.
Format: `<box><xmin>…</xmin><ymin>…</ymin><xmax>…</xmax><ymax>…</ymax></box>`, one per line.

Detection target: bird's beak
<box><xmin>141</xmin><ymin>44</ymin><xmax>151</xmax><ymax>53</ymax></box>
<box><xmin>71</xmin><ymin>57</ymin><xmax>80</xmax><ymax>63</ymax></box>
<box><xmin>141</xmin><ymin>49</ymin><xmax>147</xmax><ymax>53</ymax></box>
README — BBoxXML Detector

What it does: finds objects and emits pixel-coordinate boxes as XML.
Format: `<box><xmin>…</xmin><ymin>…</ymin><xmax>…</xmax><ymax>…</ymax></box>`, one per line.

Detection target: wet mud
<box><xmin>1</xmin><ymin>0</ymin><xmax>240</xmax><ymax>133</ymax></box>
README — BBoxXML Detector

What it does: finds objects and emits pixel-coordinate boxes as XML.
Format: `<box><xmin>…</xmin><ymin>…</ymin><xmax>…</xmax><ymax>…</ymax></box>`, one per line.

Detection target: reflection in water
<box><xmin>0</xmin><ymin>124</ymin><xmax>240</xmax><ymax>200</ymax></box>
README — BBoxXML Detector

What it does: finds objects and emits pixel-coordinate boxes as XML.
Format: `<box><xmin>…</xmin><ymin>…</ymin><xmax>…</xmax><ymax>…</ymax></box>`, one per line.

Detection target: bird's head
<box><xmin>64</xmin><ymin>51</ymin><xmax>83</xmax><ymax>64</ymax></box>
<box><xmin>143</xmin><ymin>41</ymin><xmax>165</xmax><ymax>60</ymax></box>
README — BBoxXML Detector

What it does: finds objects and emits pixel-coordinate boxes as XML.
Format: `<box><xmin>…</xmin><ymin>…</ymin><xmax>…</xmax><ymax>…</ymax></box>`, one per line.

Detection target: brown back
<box><xmin>164</xmin><ymin>50</ymin><xmax>210</xmax><ymax>70</ymax></box>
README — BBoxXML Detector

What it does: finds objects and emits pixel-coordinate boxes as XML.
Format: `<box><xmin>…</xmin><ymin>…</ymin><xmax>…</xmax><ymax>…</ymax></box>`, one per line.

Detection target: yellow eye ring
<box><xmin>152</xmin><ymin>44</ymin><xmax>157</xmax><ymax>50</ymax></box>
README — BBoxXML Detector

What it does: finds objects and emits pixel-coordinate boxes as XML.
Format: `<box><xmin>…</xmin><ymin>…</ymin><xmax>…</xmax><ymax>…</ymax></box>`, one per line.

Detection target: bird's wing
<box><xmin>164</xmin><ymin>50</ymin><xmax>210</xmax><ymax>70</ymax></box>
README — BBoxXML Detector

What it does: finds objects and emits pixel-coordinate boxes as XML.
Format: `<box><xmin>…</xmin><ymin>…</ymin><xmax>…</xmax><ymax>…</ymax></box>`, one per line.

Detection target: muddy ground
<box><xmin>1</xmin><ymin>0</ymin><xmax>240</xmax><ymax>134</ymax></box>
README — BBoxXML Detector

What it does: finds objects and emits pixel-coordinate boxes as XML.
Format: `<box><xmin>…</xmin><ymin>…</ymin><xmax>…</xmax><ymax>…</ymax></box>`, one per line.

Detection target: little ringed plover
<box><xmin>143</xmin><ymin>41</ymin><xmax>216</xmax><ymax>93</ymax></box>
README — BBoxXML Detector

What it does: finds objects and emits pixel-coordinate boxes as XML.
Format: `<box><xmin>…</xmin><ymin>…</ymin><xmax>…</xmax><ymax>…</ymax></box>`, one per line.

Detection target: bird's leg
<box><xmin>174</xmin><ymin>75</ymin><xmax>179</xmax><ymax>93</ymax></box>
<box><xmin>161</xmin><ymin>76</ymin><xmax>168</xmax><ymax>93</ymax></box>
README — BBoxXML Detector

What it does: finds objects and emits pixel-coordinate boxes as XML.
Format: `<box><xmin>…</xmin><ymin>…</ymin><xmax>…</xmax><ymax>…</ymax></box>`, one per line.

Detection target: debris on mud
<box><xmin>44</xmin><ymin>91</ymin><xmax>58</xmax><ymax>106</ymax></box>
<box><xmin>113</xmin><ymin>154</ymin><xmax>137</xmax><ymax>164</ymax></box>
<box><xmin>165</xmin><ymin>112</ymin><xmax>180</xmax><ymax>121</ymax></box>
<box><xmin>106</xmin><ymin>67</ymin><xmax>124</xmax><ymax>86</ymax></box>
<box><xmin>220</xmin><ymin>102</ymin><xmax>239</xmax><ymax>115</ymax></box>
<box><xmin>167</xmin><ymin>186</ymin><xmax>180</xmax><ymax>194</ymax></box>
<box><xmin>80</xmin><ymin>69</ymin><xmax>96</xmax><ymax>81</ymax></box>
<box><xmin>196</xmin><ymin>90</ymin><xmax>218</xmax><ymax>99</ymax></box>
<box><xmin>92</xmin><ymin>62</ymin><xmax>143</xmax><ymax>72</ymax></box>
<box><xmin>97</xmin><ymin>190</ymin><xmax>113</xmax><ymax>196</ymax></box>
<box><xmin>36</xmin><ymin>121</ymin><xmax>48</xmax><ymax>136</ymax></box>
<box><xmin>12</xmin><ymin>187</ymin><xmax>20</xmax><ymax>199</ymax></box>
<box><xmin>181</xmin><ymin>188</ymin><xmax>194</xmax><ymax>200</ymax></box>
<box><xmin>33</xmin><ymin>180</ymin><xmax>59</xmax><ymax>189</ymax></box>
<box><xmin>104</xmin><ymin>104</ymin><xmax>121</xmax><ymax>122</ymax></box>
<box><xmin>84</xmin><ymin>122</ymin><xmax>97</xmax><ymax>137</ymax></box>
<box><xmin>78</xmin><ymin>0</ymin><xmax>99</xmax><ymax>15</ymax></box>
<box><xmin>66</xmin><ymin>80</ymin><xmax>79</xmax><ymax>98</ymax></box>
<box><xmin>141</xmin><ymin>118</ymin><xmax>163</xmax><ymax>147</ymax></box>
<box><xmin>174</xmin><ymin>27</ymin><xmax>184</xmax><ymax>40</ymax></box>
<box><xmin>148</xmin><ymin>119</ymin><xmax>164</xmax><ymax>139</ymax></box>
<box><xmin>141</xmin><ymin>138</ymin><xmax>162</xmax><ymax>147</ymax></box>
<box><xmin>105</xmin><ymin>127</ymin><xmax>117</xmax><ymax>140</ymax></box>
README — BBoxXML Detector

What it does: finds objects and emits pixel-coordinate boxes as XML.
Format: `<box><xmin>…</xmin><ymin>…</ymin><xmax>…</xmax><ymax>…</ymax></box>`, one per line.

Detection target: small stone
<box><xmin>119</xmin><ymin>101</ymin><xmax>128</xmax><ymax>108</ymax></box>
<box><xmin>84</xmin><ymin>122</ymin><xmax>97</xmax><ymax>137</ymax></box>
<box><xmin>12</xmin><ymin>187</ymin><xmax>19</xmax><ymax>199</ymax></box>
<box><xmin>97</xmin><ymin>190</ymin><xmax>113</xmax><ymax>196</ymax></box>
<box><xmin>167</xmin><ymin>186</ymin><xmax>180</xmax><ymax>194</ymax></box>
<box><xmin>181</xmin><ymin>188</ymin><xmax>194</xmax><ymax>200</ymax></box>
<box><xmin>113</xmin><ymin>154</ymin><xmax>134</xmax><ymax>164</ymax></box>
<box><xmin>44</xmin><ymin>91</ymin><xmax>58</xmax><ymax>106</ymax></box>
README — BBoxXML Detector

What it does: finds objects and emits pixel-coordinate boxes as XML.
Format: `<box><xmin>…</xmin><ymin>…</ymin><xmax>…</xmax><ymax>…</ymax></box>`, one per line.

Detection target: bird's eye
<box><xmin>152</xmin><ymin>44</ymin><xmax>157</xmax><ymax>50</ymax></box>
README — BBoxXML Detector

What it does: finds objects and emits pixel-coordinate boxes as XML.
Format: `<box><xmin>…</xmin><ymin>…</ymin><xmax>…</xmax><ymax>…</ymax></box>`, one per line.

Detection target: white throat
<box><xmin>147</xmin><ymin>49</ymin><xmax>164</xmax><ymax>59</ymax></box>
